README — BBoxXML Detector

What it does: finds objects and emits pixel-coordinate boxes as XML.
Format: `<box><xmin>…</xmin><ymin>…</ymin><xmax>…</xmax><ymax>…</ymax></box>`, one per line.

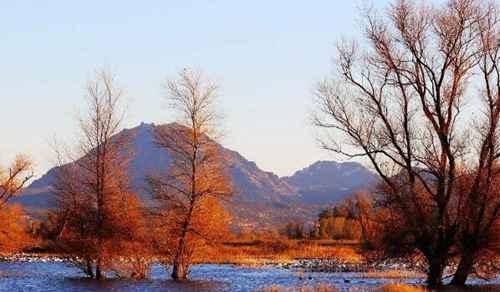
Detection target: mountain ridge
<box><xmin>284</xmin><ymin>160</ymin><xmax>378</xmax><ymax>204</ymax></box>
<box><xmin>13</xmin><ymin>122</ymin><xmax>378</xmax><ymax>227</ymax></box>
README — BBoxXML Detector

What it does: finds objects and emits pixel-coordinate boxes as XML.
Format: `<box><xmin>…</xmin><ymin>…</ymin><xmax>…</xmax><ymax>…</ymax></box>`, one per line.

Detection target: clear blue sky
<box><xmin>0</xmin><ymin>0</ymin><xmax>389</xmax><ymax>177</ymax></box>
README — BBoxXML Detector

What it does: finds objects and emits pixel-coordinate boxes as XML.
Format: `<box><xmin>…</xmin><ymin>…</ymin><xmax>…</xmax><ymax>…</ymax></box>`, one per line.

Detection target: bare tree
<box><xmin>0</xmin><ymin>155</ymin><xmax>33</xmax><ymax>207</ymax></box>
<box><xmin>313</xmin><ymin>0</ymin><xmax>499</xmax><ymax>286</ymax></box>
<box><xmin>450</xmin><ymin>2</ymin><xmax>500</xmax><ymax>285</ymax></box>
<box><xmin>148</xmin><ymin>69</ymin><xmax>232</xmax><ymax>280</ymax></box>
<box><xmin>51</xmin><ymin>69</ymin><xmax>148</xmax><ymax>279</ymax></box>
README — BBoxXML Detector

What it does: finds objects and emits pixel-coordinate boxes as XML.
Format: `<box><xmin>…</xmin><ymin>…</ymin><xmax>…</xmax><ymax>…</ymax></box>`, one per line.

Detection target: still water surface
<box><xmin>0</xmin><ymin>261</ymin><xmax>497</xmax><ymax>291</ymax></box>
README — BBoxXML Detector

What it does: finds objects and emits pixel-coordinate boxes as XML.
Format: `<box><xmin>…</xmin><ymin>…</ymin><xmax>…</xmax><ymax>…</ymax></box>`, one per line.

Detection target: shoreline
<box><xmin>0</xmin><ymin>253</ymin><xmax>438</xmax><ymax>279</ymax></box>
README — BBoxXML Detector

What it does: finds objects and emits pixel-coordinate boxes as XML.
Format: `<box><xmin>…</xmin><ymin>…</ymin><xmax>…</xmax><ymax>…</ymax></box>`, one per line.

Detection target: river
<box><xmin>0</xmin><ymin>261</ymin><xmax>497</xmax><ymax>291</ymax></box>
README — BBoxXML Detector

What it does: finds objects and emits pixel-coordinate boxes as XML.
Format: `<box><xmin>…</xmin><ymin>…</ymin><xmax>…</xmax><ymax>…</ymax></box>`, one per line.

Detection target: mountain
<box><xmin>13</xmin><ymin>123</ymin><xmax>378</xmax><ymax>228</ymax></box>
<box><xmin>13</xmin><ymin>123</ymin><xmax>304</xmax><ymax>228</ymax></box>
<box><xmin>284</xmin><ymin>160</ymin><xmax>378</xmax><ymax>204</ymax></box>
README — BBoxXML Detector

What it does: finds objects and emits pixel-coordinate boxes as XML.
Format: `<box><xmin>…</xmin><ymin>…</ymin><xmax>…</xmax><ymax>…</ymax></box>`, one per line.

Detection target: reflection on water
<box><xmin>0</xmin><ymin>261</ymin><xmax>497</xmax><ymax>291</ymax></box>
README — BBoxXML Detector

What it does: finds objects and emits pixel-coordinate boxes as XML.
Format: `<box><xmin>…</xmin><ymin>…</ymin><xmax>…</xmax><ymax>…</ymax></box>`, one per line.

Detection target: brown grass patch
<box><xmin>260</xmin><ymin>284</ymin><xmax>338</xmax><ymax>292</ymax></box>
<box><xmin>360</xmin><ymin>270</ymin><xmax>425</xmax><ymax>279</ymax></box>
<box><xmin>378</xmin><ymin>284</ymin><xmax>427</xmax><ymax>292</ymax></box>
<box><xmin>194</xmin><ymin>239</ymin><xmax>363</xmax><ymax>264</ymax></box>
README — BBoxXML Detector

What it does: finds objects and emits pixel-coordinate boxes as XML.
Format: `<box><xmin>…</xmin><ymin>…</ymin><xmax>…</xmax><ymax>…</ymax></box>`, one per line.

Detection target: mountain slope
<box><xmin>13</xmin><ymin>123</ymin><xmax>302</xmax><ymax>227</ymax></box>
<box><xmin>14</xmin><ymin>123</ymin><xmax>378</xmax><ymax>227</ymax></box>
<box><xmin>284</xmin><ymin>160</ymin><xmax>377</xmax><ymax>204</ymax></box>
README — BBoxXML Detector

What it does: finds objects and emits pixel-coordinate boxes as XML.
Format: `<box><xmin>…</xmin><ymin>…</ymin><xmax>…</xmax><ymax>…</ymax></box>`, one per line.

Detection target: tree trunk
<box><xmin>451</xmin><ymin>253</ymin><xmax>474</xmax><ymax>286</ymax></box>
<box><xmin>171</xmin><ymin>194</ymin><xmax>195</xmax><ymax>281</ymax></box>
<box><xmin>171</xmin><ymin>251</ymin><xmax>189</xmax><ymax>281</ymax></box>
<box><xmin>95</xmin><ymin>257</ymin><xmax>103</xmax><ymax>280</ymax></box>
<box><xmin>85</xmin><ymin>258</ymin><xmax>94</xmax><ymax>278</ymax></box>
<box><xmin>427</xmin><ymin>258</ymin><xmax>444</xmax><ymax>287</ymax></box>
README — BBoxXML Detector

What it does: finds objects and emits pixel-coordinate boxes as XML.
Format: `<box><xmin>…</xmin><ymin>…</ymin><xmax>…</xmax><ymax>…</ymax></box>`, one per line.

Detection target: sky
<box><xmin>0</xmin><ymin>0</ymin><xmax>390</xmax><ymax>178</ymax></box>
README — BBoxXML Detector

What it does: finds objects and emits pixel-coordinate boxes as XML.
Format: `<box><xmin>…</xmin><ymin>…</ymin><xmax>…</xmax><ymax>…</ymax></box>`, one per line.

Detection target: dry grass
<box><xmin>194</xmin><ymin>239</ymin><xmax>363</xmax><ymax>265</ymax></box>
<box><xmin>360</xmin><ymin>270</ymin><xmax>425</xmax><ymax>279</ymax></box>
<box><xmin>260</xmin><ymin>284</ymin><xmax>338</xmax><ymax>292</ymax></box>
<box><xmin>259</xmin><ymin>283</ymin><xmax>426</xmax><ymax>292</ymax></box>
<box><xmin>378</xmin><ymin>284</ymin><xmax>427</xmax><ymax>292</ymax></box>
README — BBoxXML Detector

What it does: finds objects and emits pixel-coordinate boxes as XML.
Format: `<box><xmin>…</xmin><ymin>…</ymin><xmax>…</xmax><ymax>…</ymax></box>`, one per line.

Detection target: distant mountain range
<box><xmin>284</xmin><ymin>160</ymin><xmax>378</xmax><ymax>205</ymax></box>
<box><xmin>13</xmin><ymin>123</ymin><xmax>377</xmax><ymax>228</ymax></box>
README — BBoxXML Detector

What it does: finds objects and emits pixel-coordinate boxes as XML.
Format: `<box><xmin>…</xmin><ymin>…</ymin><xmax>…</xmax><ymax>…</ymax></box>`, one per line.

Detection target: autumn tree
<box><xmin>314</xmin><ymin>201</ymin><xmax>362</xmax><ymax>240</ymax></box>
<box><xmin>314</xmin><ymin>0</ymin><xmax>499</xmax><ymax>286</ymax></box>
<box><xmin>0</xmin><ymin>156</ymin><xmax>34</xmax><ymax>252</ymax></box>
<box><xmin>147</xmin><ymin>69</ymin><xmax>232</xmax><ymax>280</ymax></box>
<box><xmin>0</xmin><ymin>204</ymin><xmax>35</xmax><ymax>253</ymax></box>
<box><xmin>50</xmin><ymin>70</ymin><xmax>149</xmax><ymax>279</ymax></box>
<box><xmin>0</xmin><ymin>155</ymin><xmax>33</xmax><ymax>207</ymax></box>
<box><xmin>349</xmin><ymin>192</ymin><xmax>383</xmax><ymax>250</ymax></box>
<box><xmin>281</xmin><ymin>222</ymin><xmax>305</xmax><ymax>239</ymax></box>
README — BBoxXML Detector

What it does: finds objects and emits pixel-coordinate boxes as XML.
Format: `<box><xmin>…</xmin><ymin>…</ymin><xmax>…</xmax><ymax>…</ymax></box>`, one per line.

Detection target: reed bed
<box><xmin>194</xmin><ymin>239</ymin><xmax>363</xmax><ymax>265</ymax></box>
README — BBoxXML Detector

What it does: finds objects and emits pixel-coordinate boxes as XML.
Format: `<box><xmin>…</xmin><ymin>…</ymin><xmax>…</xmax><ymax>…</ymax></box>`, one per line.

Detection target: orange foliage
<box><xmin>0</xmin><ymin>204</ymin><xmax>35</xmax><ymax>253</ymax></box>
<box><xmin>148</xmin><ymin>69</ymin><xmax>232</xmax><ymax>280</ymax></box>
<box><xmin>50</xmin><ymin>70</ymin><xmax>151</xmax><ymax>279</ymax></box>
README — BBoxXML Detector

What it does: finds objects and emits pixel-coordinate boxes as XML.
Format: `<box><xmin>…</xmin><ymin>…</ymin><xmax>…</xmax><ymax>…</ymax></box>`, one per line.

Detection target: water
<box><xmin>0</xmin><ymin>261</ymin><xmax>497</xmax><ymax>291</ymax></box>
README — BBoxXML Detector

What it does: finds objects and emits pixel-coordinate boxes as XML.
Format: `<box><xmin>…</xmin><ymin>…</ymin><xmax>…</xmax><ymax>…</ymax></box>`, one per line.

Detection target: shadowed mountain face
<box><xmin>13</xmin><ymin>123</ymin><xmax>377</xmax><ymax>227</ymax></box>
